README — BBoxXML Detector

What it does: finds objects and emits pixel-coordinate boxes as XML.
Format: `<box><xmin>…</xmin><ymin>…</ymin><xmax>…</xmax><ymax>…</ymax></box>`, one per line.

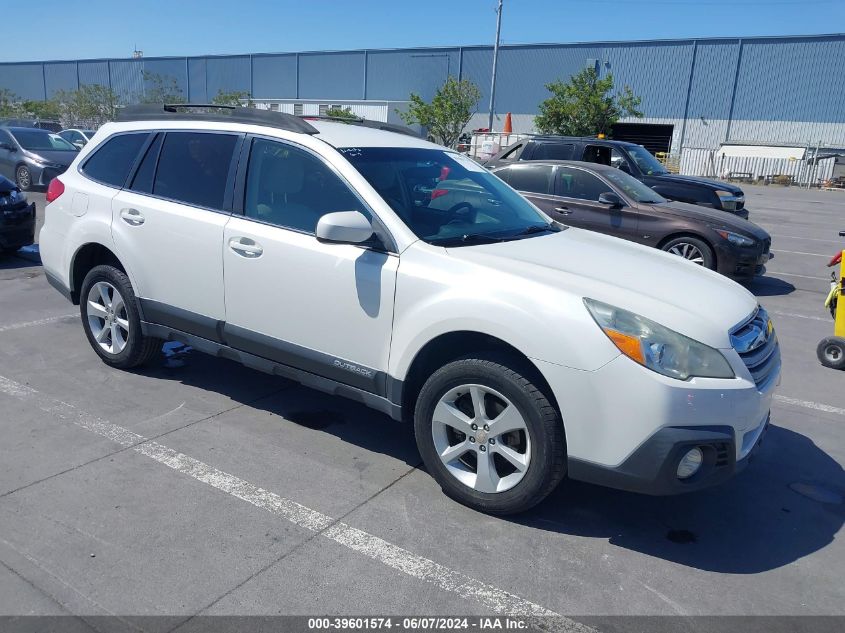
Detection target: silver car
<box><xmin>0</xmin><ymin>127</ymin><xmax>78</xmax><ymax>191</ymax></box>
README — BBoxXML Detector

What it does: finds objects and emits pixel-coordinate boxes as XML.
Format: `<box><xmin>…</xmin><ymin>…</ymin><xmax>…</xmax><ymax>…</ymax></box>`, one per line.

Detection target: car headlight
<box><xmin>34</xmin><ymin>158</ymin><xmax>61</xmax><ymax>168</ymax></box>
<box><xmin>715</xmin><ymin>190</ymin><xmax>741</xmax><ymax>211</ymax></box>
<box><xmin>584</xmin><ymin>298</ymin><xmax>735</xmax><ymax>380</ymax></box>
<box><xmin>716</xmin><ymin>229</ymin><xmax>755</xmax><ymax>247</ymax></box>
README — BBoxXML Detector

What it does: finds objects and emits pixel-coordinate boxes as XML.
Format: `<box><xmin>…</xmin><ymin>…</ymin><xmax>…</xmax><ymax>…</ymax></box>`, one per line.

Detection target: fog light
<box><xmin>677</xmin><ymin>447</ymin><xmax>704</xmax><ymax>479</ymax></box>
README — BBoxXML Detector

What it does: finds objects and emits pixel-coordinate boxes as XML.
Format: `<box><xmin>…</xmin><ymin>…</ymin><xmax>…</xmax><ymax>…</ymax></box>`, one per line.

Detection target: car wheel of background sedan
<box><xmin>80</xmin><ymin>264</ymin><xmax>162</xmax><ymax>369</ymax></box>
<box><xmin>414</xmin><ymin>353</ymin><xmax>566</xmax><ymax>515</ymax></box>
<box><xmin>661</xmin><ymin>236</ymin><xmax>715</xmax><ymax>269</ymax></box>
<box><xmin>15</xmin><ymin>165</ymin><xmax>31</xmax><ymax>191</ymax></box>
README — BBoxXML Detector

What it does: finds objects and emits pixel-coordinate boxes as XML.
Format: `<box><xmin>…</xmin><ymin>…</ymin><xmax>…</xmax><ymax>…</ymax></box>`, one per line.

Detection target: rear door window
<box><xmin>129</xmin><ymin>133</ymin><xmax>163</xmax><ymax>194</ymax></box>
<box><xmin>530</xmin><ymin>143</ymin><xmax>574</xmax><ymax>160</ymax></box>
<box><xmin>505</xmin><ymin>165</ymin><xmax>555</xmax><ymax>195</ymax></box>
<box><xmin>153</xmin><ymin>132</ymin><xmax>239</xmax><ymax>210</ymax></box>
<box><xmin>81</xmin><ymin>133</ymin><xmax>149</xmax><ymax>187</ymax></box>
<box><xmin>558</xmin><ymin>167</ymin><xmax>611</xmax><ymax>201</ymax></box>
<box><xmin>582</xmin><ymin>145</ymin><xmax>612</xmax><ymax>166</ymax></box>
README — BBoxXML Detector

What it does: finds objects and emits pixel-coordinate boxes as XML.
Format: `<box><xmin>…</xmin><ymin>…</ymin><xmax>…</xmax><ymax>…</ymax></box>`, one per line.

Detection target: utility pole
<box><xmin>487</xmin><ymin>0</ymin><xmax>503</xmax><ymax>132</ymax></box>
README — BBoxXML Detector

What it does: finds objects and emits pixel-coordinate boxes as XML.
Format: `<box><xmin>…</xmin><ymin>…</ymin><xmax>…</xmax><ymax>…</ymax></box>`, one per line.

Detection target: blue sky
<box><xmin>5</xmin><ymin>0</ymin><xmax>845</xmax><ymax>61</ymax></box>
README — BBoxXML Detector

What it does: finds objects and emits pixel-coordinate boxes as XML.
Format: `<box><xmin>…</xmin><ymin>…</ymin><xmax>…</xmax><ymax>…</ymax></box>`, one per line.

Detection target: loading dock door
<box><xmin>611</xmin><ymin>123</ymin><xmax>674</xmax><ymax>154</ymax></box>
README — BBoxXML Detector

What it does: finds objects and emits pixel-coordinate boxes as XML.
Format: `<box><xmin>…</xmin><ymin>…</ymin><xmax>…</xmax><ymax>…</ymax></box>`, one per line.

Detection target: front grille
<box><xmin>731</xmin><ymin>307</ymin><xmax>780</xmax><ymax>387</ymax></box>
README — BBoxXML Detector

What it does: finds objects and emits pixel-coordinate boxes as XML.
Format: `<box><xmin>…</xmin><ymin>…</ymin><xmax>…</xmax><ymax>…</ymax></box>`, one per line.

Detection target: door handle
<box><xmin>228</xmin><ymin>237</ymin><xmax>263</xmax><ymax>258</ymax></box>
<box><xmin>120</xmin><ymin>208</ymin><xmax>145</xmax><ymax>226</ymax></box>
<box><xmin>554</xmin><ymin>206</ymin><xmax>572</xmax><ymax>215</ymax></box>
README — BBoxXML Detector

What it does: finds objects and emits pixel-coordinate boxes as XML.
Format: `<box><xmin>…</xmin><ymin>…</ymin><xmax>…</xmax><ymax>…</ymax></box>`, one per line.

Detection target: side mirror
<box><xmin>598</xmin><ymin>192</ymin><xmax>624</xmax><ymax>208</ymax></box>
<box><xmin>73</xmin><ymin>141</ymin><xmax>84</xmax><ymax>150</ymax></box>
<box><xmin>316</xmin><ymin>211</ymin><xmax>374</xmax><ymax>245</ymax></box>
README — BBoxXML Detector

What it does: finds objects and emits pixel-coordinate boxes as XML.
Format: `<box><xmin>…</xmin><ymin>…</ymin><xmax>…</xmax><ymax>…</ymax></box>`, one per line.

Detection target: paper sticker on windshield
<box><xmin>449</xmin><ymin>153</ymin><xmax>487</xmax><ymax>173</ymax></box>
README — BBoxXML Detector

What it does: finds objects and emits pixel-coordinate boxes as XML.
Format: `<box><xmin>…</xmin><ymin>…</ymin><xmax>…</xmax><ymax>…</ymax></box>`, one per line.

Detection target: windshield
<box><xmin>340</xmin><ymin>147</ymin><xmax>555</xmax><ymax>245</ymax></box>
<box><xmin>625</xmin><ymin>145</ymin><xmax>668</xmax><ymax>175</ymax></box>
<box><xmin>83</xmin><ymin>130</ymin><xmax>96</xmax><ymax>139</ymax></box>
<box><xmin>10</xmin><ymin>130</ymin><xmax>77</xmax><ymax>151</ymax></box>
<box><xmin>602</xmin><ymin>169</ymin><xmax>666</xmax><ymax>204</ymax></box>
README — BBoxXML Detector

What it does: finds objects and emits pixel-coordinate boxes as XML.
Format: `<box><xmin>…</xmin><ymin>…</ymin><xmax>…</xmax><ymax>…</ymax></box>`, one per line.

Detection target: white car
<box><xmin>40</xmin><ymin>106</ymin><xmax>780</xmax><ymax>514</ymax></box>
<box><xmin>58</xmin><ymin>128</ymin><xmax>97</xmax><ymax>149</ymax></box>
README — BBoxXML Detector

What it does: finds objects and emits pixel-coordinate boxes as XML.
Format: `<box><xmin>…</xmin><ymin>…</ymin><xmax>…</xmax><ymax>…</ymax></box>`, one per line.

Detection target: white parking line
<box><xmin>773</xmin><ymin>394</ymin><xmax>845</xmax><ymax>417</ymax></box>
<box><xmin>0</xmin><ymin>374</ymin><xmax>589</xmax><ymax>630</ymax></box>
<box><xmin>770</xmin><ymin>234</ymin><xmax>842</xmax><ymax>244</ymax></box>
<box><xmin>0</xmin><ymin>314</ymin><xmax>77</xmax><ymax>333</ymax></box>
<box><xmin>765</xmin><ymin>271</ymin><xmax>829</xmax><ymax>281</ymax></box>
<box><xmin>769</xmin><ymin>310</ymin><xmax>830</xmax><ymax>322</ymax></box>
<box><xmin>774</xmin><ymin>250</ymin><xmax>829</xmax><ymax>258</ymax></box>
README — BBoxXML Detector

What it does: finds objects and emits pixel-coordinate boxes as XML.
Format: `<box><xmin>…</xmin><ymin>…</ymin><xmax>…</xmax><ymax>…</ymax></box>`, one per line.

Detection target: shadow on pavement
<box><xmin>746</xmin><ymin>275</ymin><xmax>796</xmax><ymax>297</ymax></box>
<box><xmin>0</xmin><ymin>252</ymin><xmax>41</xmax><ymax>272</ymax></box>
<box><xmin>136</xmin><ymin>348</ymin><xmax>843</xmax><ymax>574</ymax></box>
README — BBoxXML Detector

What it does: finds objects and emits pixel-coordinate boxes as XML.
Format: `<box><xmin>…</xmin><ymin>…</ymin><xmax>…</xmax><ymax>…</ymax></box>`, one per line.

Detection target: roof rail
<box><xmin>117</xmin><ymin>104</ymin><xmax>319</xmax><ymax>134</ymax></box>
<box><xmin>300</xmin><ymin>115</ymin><xmax>420</xmax><ymax>138</ymax></box>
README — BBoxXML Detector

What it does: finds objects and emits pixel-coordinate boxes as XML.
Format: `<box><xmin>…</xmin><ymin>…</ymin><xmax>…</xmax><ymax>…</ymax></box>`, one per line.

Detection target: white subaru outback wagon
<box><xmin>40</xmin><ymin>105</ymin><xmax>780</xmax><ymax>514</ymax></box>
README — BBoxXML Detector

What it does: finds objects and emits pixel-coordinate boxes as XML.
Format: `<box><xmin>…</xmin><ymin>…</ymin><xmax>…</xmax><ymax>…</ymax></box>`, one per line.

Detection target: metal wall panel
<box><xmin>109</xmin><ymin>60</ymin><xmax>144</xmax><ymax>102</ymax></box>
<box><xmin>141</xmin><ymin>58</ymin><xmax>189</xmax><ymax>100</ymax></box>
<box><xmin>733</xmin><ymin>36</ymin><xmax>845</xmax><ymax>122</ymax></box>
<box><xmin>0</xmin><ymin>63</ymin><xmax>45</xmax><ymax>100</ymax></box>
<box><xmin>252</xmin><ymin>54</ymin><xmax>297</xmax><ymax>99</ymax></box>
<box><xmin>366</xmin><ymin>49</ymin><xmax>459</xmax><ymax>101</ymax></box>
<box><xmin>43</xmin><ymin>62</ymin><xmax>78</xmax><ymax>98</ymax></box>
<box><xmin>205</xmin><ymin>56</ymin><xmax>251</xmax><ymax>100</ymax></box>
<box><xmin>77</xmin><ymin>61</ymin><xmax>110</xmax><ymax>87</ymax></box>
<box><xmin>600</xmin><ymin>41</ymin><xmax>694</xmax><ymax>118</ymax></box>
<box><xmin>686</xmin><ymin>40</ymin><xmax>741</xmax><ymax>121</ymax></box>
<box><xmin>188</xmin><ymin>58</ymin><xmax>207</xmax><ymax>102</ymax></box>
<box><xmin>298</xmin><ymin>52</ymin><xmax>365</xmax><ymax>99</ymax></box>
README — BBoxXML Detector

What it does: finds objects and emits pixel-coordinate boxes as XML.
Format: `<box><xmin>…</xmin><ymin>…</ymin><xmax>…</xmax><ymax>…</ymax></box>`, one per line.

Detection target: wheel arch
<box><xmin>398</xmin><ymin>330</ymin><xmax>561</xmax><ymax>427</ymax></box>
<box><xmin>69</xmin><ymin>242</ymin><xmax>128</xmax><ymax>305</ymax></box>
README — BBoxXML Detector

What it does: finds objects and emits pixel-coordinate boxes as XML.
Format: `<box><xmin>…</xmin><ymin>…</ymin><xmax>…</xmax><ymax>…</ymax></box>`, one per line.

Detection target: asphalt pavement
<box><xmin>0</xmin><ymin>186</ymin><xmax>843</xmax><ymax>628</ymax></box>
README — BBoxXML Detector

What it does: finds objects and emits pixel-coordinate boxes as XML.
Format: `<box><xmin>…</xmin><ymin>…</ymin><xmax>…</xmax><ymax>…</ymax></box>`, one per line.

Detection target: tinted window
<box><xmin>558</xmin><ymin>167</ymin><xmax>613</xmax><ymax>202</ymax></box>
<box><xmin>498</xmin><ymin>143</ymin><xmax>523</xmax><ymax>161</ymax></box>
<box><xmin>153</xmin><ymin>132</ymin><xmax>238</xmax><ymax>210</ymax></box>
<box><xmin>582</xmin><ymin>145</ymin><xmax>612</xmax><ymax>166</ymax></box>
<box><xmin>129</xmin><ymin>133</ymin><xmax>163</xmax><ymax>194</ymax></box>
<box><xmin>244</xmin><ymin>138</ymin><xmax>367</xmax><ymax>233</ymax></box>
<box><xmin>343</xmin><ymin>147</ymin><xmax>553</xmax><ymax>245</ymax></box>
<box><xmin>531</xmin><ymin>143</ymin><xmax>574</xmax><ymax>160</ymax></box>
<box><xmin>82</xmin><ymin>133</ymin><xmax>148</xmax><ymax>187</ymax></box>
<box><xmin>505</xmin><ymin>165</ymin><xmax>554</xmax><ymax>195</ymax></box>
<box><xmin>10</xmin><ymin>129</ymin><xmax>77</xmax><ymax>151</ymax></box>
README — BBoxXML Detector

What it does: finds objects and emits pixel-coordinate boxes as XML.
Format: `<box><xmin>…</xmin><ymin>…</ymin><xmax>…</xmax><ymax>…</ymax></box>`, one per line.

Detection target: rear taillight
<box><xmin>46</xmin><ymin>178</ymin><xmax>65</xmax><ymax>203</ymax></box>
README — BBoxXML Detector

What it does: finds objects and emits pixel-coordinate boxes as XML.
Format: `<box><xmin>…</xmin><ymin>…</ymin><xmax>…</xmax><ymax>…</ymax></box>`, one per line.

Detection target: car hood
<box><xmin>644</xmin><ymin>173</ymin><xmax>744</xmax><ymax>195</ymax></box>
<box><xmin>445</xmin><ymin>228</ymin><xmax>757</xmax><ymax>349</ymax></box>
<box><xmin>649</xmin><ymin>200</ymin><xmax>770</xmax><ymax>240</ymax></box>
<box><xmin>24</xmin><ymin>150</ymin><xmax>77</xmax><ymax>166</ymax></box>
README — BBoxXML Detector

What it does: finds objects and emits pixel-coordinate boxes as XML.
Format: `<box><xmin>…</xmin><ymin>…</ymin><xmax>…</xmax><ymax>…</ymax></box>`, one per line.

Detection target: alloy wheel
<box><xmin>667</xmin><ymin>242</ymin><xmax>705</xmax><ymax>265</ymax></box>
<box><xmin>16</xmin><ymin>167</ymin><xmax>30</xmax><ymax>190</ymax></box>
<box><xmin>431</xmin><ymin>384</ymin><xmax>531</xmax><ymax>493</ymax></box>
<box><xmin>86</xmin><ymin>281</ymin><xmax>129</xmax><ymax>355</ymax></box>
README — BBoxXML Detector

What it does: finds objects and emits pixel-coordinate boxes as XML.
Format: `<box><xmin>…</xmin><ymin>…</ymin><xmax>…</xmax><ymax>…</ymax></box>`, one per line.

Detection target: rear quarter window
<box><xmin>81</xmin><ymin>133</ymin><xmax>149</xmax><ymax>187</ymax></box>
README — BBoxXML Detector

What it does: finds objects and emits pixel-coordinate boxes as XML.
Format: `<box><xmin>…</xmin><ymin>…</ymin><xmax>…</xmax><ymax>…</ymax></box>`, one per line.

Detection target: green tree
<box><xmin>0</xmin><ymin>88</ymin><xmax>21</xmax><ymax>117</ymax></box>
<box><xmin>211</xmin><ymin>89</ymin><xmax>252</xmax><ymax>106</ymax></box>
<box><xmin>324</xmin><ymin>106</ymin><xmax>358</xmax><ymax>120</ymax></box>
<box><xmin>398</xmin><ymin>77</ymin><xmax>481</xmax><ymax>148</ymax></box>
<box><xmin>20</xmin><ymin>99</ymin><xmax>62</xmax><ymax>121</ymax></box>
<box><xmin>534</xmin><ymin>67</ymin><xmax>643</xmax><ymax>137</ymax></box>
<box><xmin>141</xmin><ymin>71</ymin><xmax>185</xmax><ymax>104</ymax></box>
<box><xmin>54</xmin><ymin>84</ymin><xmax>120</xmax><ymax>127</ymax></box>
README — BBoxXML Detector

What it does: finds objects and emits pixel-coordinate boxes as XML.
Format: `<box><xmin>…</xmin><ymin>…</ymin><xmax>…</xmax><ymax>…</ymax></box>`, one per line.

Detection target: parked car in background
<box><xmin>0</xmin><ymin>174</ymin><xmax>36</xmax><ymax>254</ymax></box>
<box><xmin>0</xmin><ymin>118</ymin><xmax>63</xmax><ymax>133</ymax></box>
<box><xmin>0</xmin><ymin>127</ymin><xmax>78</xmax><ymax>190</ymax></box>
<box><xmin>485</xmin><ymin>136</ymin><xmax>749</xmax><ymax>219</ymax></box>
<box><xmin>40</xmin><ymin>105</ymin><xmax>779</xmax><ymax>514</ymax></box>
<box><xmin>59</xmin><ymin>128</ymin><xmax>97</xmax><ymax>149</ymax></box>
<box><xmin>492</xmin><ymin>160</ymin><xmax>770</xmax><ymax>281</ymax></box>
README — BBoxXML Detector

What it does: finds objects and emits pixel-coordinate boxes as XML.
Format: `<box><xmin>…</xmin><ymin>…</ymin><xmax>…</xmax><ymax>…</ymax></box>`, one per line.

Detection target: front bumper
<box><xmin>33</xmin><ymin>165</ymin><xmax>66</xmax><ymax>188</ymax></box>
<box><xmin>568</xmin><ymin>414</ymin><xmax>769</xmax><ymax>495</ymax></box>
<box><xmin>0</xmin><ymin>202</ymin><xmax>36</xmax><ymax>250</ymax></box>
<box><xmin>715</xmin><ymin>240</ymin><xmax>771</xmax><ymax>281</ymax></box>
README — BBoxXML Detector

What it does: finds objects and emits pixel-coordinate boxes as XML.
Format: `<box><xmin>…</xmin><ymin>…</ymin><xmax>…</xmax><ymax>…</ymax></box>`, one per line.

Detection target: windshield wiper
<box><xmin>510</xmin><ymin>223</ymin><xmax>559</xmax><ymax>237</ymax></box>
<box><xmin>428</xmin><ymin>233</ymin><xmax>509</xmax><ymax>247</ymax></box>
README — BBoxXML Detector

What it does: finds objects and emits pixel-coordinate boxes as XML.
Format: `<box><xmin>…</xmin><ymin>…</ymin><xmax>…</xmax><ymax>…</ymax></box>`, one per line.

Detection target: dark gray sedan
<box><xmin>0</xmin><ymin>127</ymin><xmax>78</xmax><ymax>191</ymax></box>
<box><xmin>492</xmin><ymin>160</ymin><xmax>771</xmax><ymax>281</ymax></box>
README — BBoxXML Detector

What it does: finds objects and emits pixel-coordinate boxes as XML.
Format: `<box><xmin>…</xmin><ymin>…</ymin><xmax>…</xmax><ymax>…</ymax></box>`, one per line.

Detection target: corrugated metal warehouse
<box><xmin>2</xmin><ymin>33</ymin><xmax>844</xmax><ymax>180</ymax></box>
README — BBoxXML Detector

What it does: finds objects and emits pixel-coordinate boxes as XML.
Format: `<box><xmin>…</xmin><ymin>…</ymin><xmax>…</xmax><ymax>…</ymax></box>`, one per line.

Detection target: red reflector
<box><xmin>431</xmin><ymin>189</ymin><xmax>449</xmax><ymax>200</ymax></box>
<box><xmin>46</xmin><ymin>178</ymin><xmax>65</xmax><ymax>203</ymax></box>
<box><xmin>828</xmin><ymin>252</ymin><xmax>842</xmax><ymax>267</ymax></box>
<box><xmin>439</xmin><ymin>166</ymin><xmax>451</xmax><ymax>181</ymax></box>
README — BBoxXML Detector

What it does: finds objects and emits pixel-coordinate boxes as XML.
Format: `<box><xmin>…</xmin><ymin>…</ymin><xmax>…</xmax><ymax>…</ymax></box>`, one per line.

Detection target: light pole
<box><xmin>487</xmin><ymin>0</ymin><xmax>503</xmax><ymax>132</ymax></box>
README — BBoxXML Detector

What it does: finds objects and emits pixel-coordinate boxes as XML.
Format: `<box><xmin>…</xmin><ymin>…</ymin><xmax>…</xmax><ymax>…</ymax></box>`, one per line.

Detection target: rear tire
<box><xmin>817</xmin><ymin>336</ymin><xmax>845</xmax><ymax>370</ymax></box>
<box><xmin>414</xmin><ymin>354</ymin><xmax>566</xmax><ymax>515</ymax></box>
<box><xmin>661</xmin><ymin>236</ymin><xmax>715</xmax><ymax>269</ymax></box>
<box><xmin>80</xmin><ymin>265</ymin><xmax>161</xmax><ymax>369</ymax></box>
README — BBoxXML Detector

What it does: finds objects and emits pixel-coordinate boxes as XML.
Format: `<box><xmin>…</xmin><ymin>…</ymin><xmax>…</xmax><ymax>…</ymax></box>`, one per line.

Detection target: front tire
<box><xmin>80</xmin><ymin>265</ymin><xmax>161</xmax><ymax>369</ymax></box>
<box><xmin>661</xmin><ymin>236</ymin><xmax>715</xmax><ymax>269</ymax></box>
<box><xmin>817</xmin><ymin>336</ymin><xmax>845</xmax><ymax>370</ymax></box>
<box><xmin>414</xmin><ymin>354</ymin><xmax>566</xmax><ymax>515</ymax></box>
<box><xmin>16</xmin><ymin>165</ymin><xmax>32</xmax><ymax>191</ymax></box>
